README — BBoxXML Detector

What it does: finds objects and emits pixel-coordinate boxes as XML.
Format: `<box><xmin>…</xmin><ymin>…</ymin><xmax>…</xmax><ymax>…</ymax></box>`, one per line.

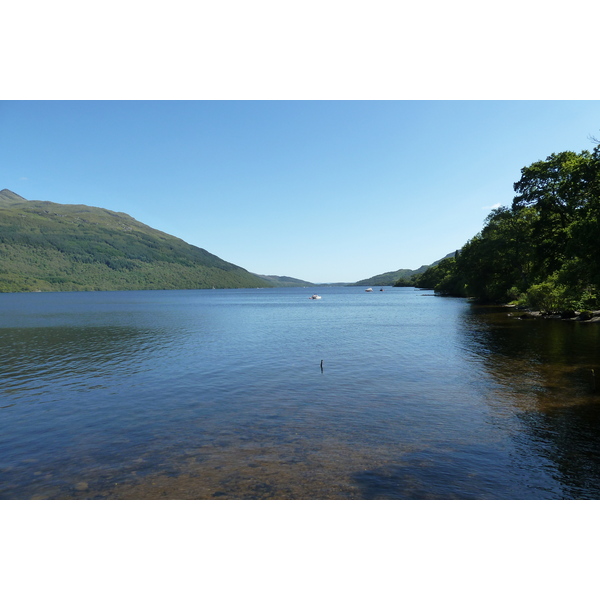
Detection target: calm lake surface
<box><xmin>1</xmin><ymin>286</ymin><xmax>599</xmax><ymax>500</ymax></box>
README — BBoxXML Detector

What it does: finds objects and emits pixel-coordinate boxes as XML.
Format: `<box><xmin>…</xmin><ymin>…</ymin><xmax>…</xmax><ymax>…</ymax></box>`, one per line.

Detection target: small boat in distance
<box><xmin>365</xmin><ymin>288</ymin><xmax>373</xmax><ymax>292</ymax></box>
<box><xmin>309</xmin><ymin>294</ymin><xmax>321</xmax><ymax>300</ymax></box>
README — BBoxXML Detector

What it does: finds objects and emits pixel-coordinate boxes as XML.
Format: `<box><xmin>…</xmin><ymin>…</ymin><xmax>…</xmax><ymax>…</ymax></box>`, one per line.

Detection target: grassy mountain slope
<box><xmin>0</xmin><ymin>189</ymin><xmax>272</xmax><ymax>292</ymax></box>
<box><xmin>354</xmin><ymin>252</ymin><xmax>457</xmax><ymax>286</ymax></box>
<box><xmin>255</xmin><ymin>274</ymin><xmax>315</xmax><ymax>287</ymax></box>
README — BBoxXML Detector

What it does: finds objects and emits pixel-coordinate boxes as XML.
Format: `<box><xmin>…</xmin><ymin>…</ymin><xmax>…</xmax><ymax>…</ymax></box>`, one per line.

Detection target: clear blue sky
<box><xmin>1</xmin><ymin>100</ymin><xmax>599</xmax><ymax>282</ymax></box>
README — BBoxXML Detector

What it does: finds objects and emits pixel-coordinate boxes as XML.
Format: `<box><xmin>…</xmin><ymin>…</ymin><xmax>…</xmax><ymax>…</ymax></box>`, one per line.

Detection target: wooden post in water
<box><xmin>320</xmin><ymin>359</ymin><xmax>324</xmax><ymax>372</ymax></box>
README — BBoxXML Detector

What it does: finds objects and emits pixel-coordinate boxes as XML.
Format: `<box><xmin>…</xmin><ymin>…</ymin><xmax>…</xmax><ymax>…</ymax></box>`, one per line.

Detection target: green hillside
<box><xmin>355</xmin><ymin>268</ymin><xmax>425</xmax><ymax>287</ymax></box>
<box><xmin>355</xmin><ymin>252</ymin><xmax>456</xmax><ymax>287</ymax></box>
<box><xmin>0</xmin><ymin>189</ymin><xmax>272</xmax><ymax>292</ymax></box>
<box><xmin>255</xmin><ymin>274</ymin><xmax>315</xmax><ymax>287</ymax></box>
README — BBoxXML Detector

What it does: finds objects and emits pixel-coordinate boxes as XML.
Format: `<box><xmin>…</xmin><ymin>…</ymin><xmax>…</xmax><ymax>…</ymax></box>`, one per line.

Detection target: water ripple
<box><xmin>1</xmin><ymin>288</ymin><xmax>599</xmax><ymax>499</ymax></box>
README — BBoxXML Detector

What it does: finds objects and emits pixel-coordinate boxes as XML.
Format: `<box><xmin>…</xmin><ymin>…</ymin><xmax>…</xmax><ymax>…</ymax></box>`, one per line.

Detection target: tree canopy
<box><xmin>402</xmin><ymin>143</ymin><xmax>600</xmax><ymax>312</ymax></box>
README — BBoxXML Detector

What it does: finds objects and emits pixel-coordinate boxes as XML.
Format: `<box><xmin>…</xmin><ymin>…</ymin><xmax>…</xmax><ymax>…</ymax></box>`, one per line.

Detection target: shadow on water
<box><xmin>350</xmin><ymin>441</ymin><xmax>562</xmax><ymax>500</ymax></box>
<box><xmin>518</xmin><ymin>400</ymin><xmax>600</xmax><ymax>499</ymax></box>
<box><xmin>453</xmin><ymin>303</ymin><xmax>600</xmax><ymax>499</ymax></box>
<box><xmin>352</xmin><ymin>461</ymin><xmax>500</xmax><ymax>500</ymax></box>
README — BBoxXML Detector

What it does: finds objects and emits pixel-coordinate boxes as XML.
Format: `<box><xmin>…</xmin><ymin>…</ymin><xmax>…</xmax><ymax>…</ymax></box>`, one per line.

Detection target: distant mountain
<box><xmin>354</xmin><ymin>252</ymin><xmax>457</xmax><ymax>287</ymax></box>
<box><xmin>255</xmin><ymin>274</ymin><xmax>315</xmax><ymax>287</ymax></box>
<box><xmin>0</xmin><ymin>189</ymin><xmax>272</xmax><ymax>292</ymax></box>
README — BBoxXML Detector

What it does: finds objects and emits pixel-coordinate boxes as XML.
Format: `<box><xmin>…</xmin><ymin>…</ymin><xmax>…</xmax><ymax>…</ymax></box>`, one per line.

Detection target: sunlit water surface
<box><xmin>1</xmin><ymin>287</ymin><xmax>599</xmax><ymax>499</ymax></box>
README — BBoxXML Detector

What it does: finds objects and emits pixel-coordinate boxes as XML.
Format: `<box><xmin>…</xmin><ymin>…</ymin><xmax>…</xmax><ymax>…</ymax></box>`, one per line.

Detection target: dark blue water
<box><xmin>1</xmin><ymin>286</ymin><xmax>599</xmax><ymax>499</ymax></box>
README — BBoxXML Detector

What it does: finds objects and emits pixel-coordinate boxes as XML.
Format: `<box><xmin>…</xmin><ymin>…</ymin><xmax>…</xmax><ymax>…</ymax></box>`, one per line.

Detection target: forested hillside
<box><xmin>255</xmin><ymin>274</ymin><xmax>315</xmax><ymax>287</ymax></box>
<box><xmin>0</xmin><ymin>189</ymin><xmax>272</xmax><ymax>292</ymax></box>
<box><xmin>355</xmin><ymin>266</ymin><xmax>427</xmax><ymax>287</ymax></box>
<box><xmin>408</xmin><ymin>144</ymin><xmax>600</xmax><ymax>312</ymax></box>
<box><xmin>357</xmin><ymin>252</ymin><xmax>456</xmax><ymax>287</ymax></box>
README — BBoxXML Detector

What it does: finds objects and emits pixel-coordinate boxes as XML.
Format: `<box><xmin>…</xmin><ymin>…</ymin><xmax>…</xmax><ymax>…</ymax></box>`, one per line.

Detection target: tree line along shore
<box><xmin>395</xmin><ymin>142</ymin><xmax>600</xmax><ymax>317</ymax></box>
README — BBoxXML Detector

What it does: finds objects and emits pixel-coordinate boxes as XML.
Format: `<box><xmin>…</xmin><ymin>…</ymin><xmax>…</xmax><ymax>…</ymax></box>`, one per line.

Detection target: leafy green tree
<box><xmin>457</xmin><ymin>206</ymin><xmax>537</xmax><ymax>301</ymax></box>
<box><xmin>561</xmin><ymin>145</ymin><xmax>600</xmax><ymax>293</ymax></box>
<box><xmin>512</xmin><ymin>149</ymin><xmax>597</xmax><ymax>281</ymax></box>
<box><xmin>414</xmin><ymin>143</ymin><xmax>599</xmax><ymax>311</ymax></box>
<box><xmin>413</xmin><ymin>256</ymin><xmax>464</xmax><ymax>296</ymax></box>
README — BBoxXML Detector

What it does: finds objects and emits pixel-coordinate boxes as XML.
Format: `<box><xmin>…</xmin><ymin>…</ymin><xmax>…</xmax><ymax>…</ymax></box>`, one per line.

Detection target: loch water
<box><xmin>1</xmin><ymin>286</ymin><xmax>600</xmax><ymax>500</ymax></box>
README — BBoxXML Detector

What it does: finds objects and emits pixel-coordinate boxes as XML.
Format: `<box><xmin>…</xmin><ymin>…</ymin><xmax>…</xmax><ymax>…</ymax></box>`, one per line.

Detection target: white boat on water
<box><xmin>365</xmin><ymin>288</ymin><xmax>373</xmax><ymax>292</ymax></box>
<box><xmin>309</xmin><ymin>294</ymin><xmax>321</xmax><ymax>300</ymax></box>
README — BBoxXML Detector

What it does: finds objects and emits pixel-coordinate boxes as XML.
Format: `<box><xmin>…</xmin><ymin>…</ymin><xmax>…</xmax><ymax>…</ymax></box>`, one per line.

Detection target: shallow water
<box><xmin>1</xmin><ymin>286</ymin><xmax>599</xmax><ymax>499</ymax></box>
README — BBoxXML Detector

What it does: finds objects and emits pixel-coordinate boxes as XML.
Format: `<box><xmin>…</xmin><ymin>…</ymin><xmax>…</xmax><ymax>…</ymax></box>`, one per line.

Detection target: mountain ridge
<box><xmin>255</xmin><ymin>274</ymin><xmax>316</xmax><ymax>287</ymax></box>
<box><xmin>0</xmin><ymin>189</ymin><xmax>272</xmax><ymax>292</ymax></box>
<box><xmin>355</xmin><ymin>252</ymin><xmax>457</xmax><ymax>287</ymax></box>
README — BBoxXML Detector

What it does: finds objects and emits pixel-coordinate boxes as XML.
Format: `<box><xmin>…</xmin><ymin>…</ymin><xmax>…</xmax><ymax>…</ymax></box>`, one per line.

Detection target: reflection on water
<box><xmin>0</xmin><ymin>325</ymin><xmax>162</xmax><ymax>401</ymax></box>
<box><xmin>1</xmin><ymin>288</ymin><xmax>599</xmax><ymax>499</ymax></box>
<box><xmin>458</xmin><ymin>304</ymin><xmax>600</xmax><ymax>499</ymax></box>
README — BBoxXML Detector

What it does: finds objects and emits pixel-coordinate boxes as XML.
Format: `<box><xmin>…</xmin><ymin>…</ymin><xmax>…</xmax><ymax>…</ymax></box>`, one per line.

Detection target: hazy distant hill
<box><xmin>0</xmin><ymin>189</ymin><xmax>272</xmax><ymax>292</ymax></box>
<box><xmin>355</xmin><ymin>252</ymin><xmax>457</xmax><ymax>287</ymax></box>
<box><xmin>255</xmin><ymin>274</ymin><xmax>315</xmax><ymax>287</ymax></box>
